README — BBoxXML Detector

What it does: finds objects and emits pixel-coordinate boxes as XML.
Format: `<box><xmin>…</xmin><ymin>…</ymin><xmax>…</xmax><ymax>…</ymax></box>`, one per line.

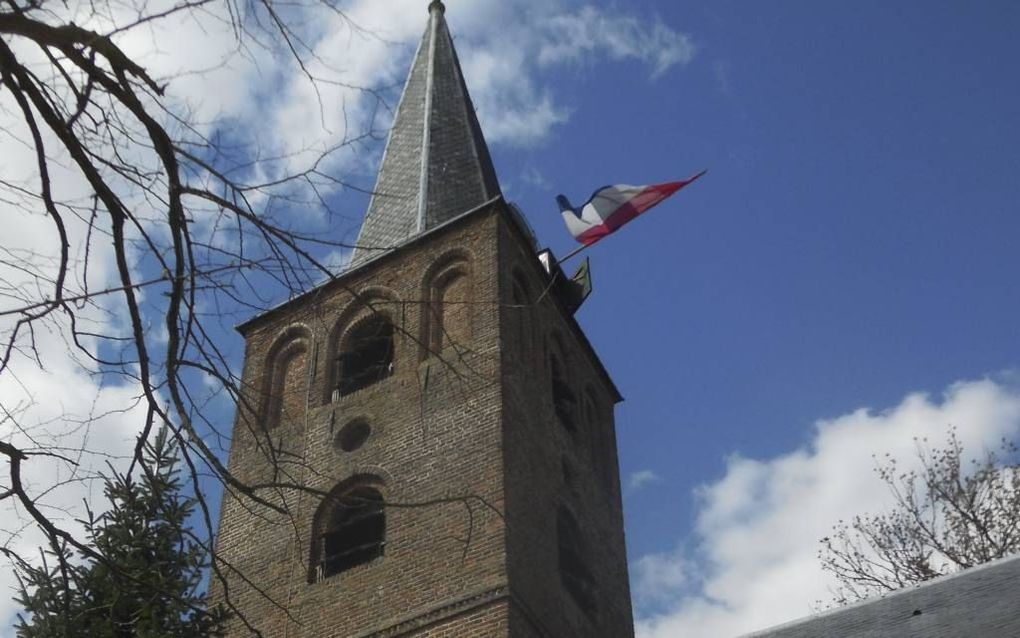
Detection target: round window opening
<box><xmin>336</xmin><ymin>420</ymin><xmax>371</xmax><ymax>452</ymax></box>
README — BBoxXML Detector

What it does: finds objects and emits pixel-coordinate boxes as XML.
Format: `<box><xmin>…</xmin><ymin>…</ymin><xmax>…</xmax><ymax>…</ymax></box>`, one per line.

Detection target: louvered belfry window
<box><xmin>337</xmin><ymin>315</ymin><xmax>394</xmax><ymax>396</ymax></box>
<box><xmin>315</xmin><ymin>486</ymin><xmax>385</xmax><ymax>581</ymax></box>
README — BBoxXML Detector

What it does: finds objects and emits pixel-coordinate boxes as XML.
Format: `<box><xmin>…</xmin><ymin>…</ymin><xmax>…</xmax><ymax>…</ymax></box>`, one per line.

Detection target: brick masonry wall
<box><xmin>213</xmin><ymin>209</ymin><xmax>507</xmax><ymax>637</ymax></box>
<box><xmin>400</xmin><ymin>598</ymin><xmax>509</xmax><ymax>637</ymax></box>
<box><xmin>212</xmin><ymin>204</ymin><xmax>634</xmax><ymax>637</ymax></box>
<box><xmin>497</xmin><ymin>213</ymin><xmax>635</xmax><ymax>638</ymax></box>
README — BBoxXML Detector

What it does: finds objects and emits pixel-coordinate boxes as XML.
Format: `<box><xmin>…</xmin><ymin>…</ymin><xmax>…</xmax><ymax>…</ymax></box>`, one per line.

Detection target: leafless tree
<box><xmin>0</xmin><ymin>0</ymin><xmax>500</xmax><ymax>631</ymax></box>
<box><xmin>818</xmin><ymin>428</ymin><xmax>1020</xmax><ymax>605</ymax></box>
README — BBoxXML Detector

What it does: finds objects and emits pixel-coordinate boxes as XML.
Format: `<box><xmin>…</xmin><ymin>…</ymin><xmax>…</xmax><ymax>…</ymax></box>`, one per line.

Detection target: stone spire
<box><xmin>351</xmin><ymin>1</ymin><xmax>501</xmax><ymax>264</ymax></box>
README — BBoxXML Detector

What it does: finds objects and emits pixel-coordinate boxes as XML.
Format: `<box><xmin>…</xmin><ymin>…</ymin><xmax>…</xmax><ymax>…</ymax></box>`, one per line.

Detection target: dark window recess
<box><xmin>336</xmin><ymin>420</ymin><xmax>371</xmax><ymax>452</ymax></box>
<box><xmin>511</xmin><ymin>274</ymin><xmax>531</xmax><ymax>354</ymax></box>
<box><xmin>551</xmin><ymin>356</ymin><xmax>577</xmax><ymax>433</ymax></box>
<box><xmin>337</xmin><ymin>316</ymin><xmax>394</xmax><ymax>395</ymax></box>
<box><xmin>317</xmin><ymin>487</ymin><xmax>385</xmax><ymax>580</ymax></box>
<box><xmin>586</xmin><ymin>396</ymin><xmax>614</xmax><ymax>493</ymax></box>
<box><xmin>263</xmin><ymin>344</ymin><xmax>307</xmax><ymax>429</ymax></box>
<box><xmin>431</xmin><ymin>270</ymin><xmax>469</xmax><ymax>351</ymax></box>
<box><xmin>557</xmin><ymin>507</ymin><xmax>597</xmax><ymax>615</ymax></box>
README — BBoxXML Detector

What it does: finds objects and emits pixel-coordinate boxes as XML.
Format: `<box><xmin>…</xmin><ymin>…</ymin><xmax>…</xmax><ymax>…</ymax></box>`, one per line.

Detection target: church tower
<box><xmin>213</xmin><ymin>3</ymin><xmax>634</xmax><ymax>635</ymax></box>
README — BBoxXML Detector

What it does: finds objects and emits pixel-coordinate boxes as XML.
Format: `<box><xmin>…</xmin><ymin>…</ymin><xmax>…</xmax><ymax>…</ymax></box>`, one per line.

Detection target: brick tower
<box><xmin>213</xmin><ymin>3</ymin><xmax>634</xmax><ymax>636</ymax></box>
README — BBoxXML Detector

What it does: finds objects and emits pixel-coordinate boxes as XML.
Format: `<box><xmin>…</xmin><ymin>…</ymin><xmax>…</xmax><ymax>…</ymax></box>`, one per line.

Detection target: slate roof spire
<box><xmin>351</xmin><ymin>1</ymin><xmax>501</xmax><ymax>264</ymax></box>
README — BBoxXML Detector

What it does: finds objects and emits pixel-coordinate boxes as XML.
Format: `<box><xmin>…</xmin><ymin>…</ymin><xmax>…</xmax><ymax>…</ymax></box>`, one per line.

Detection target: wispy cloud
<box><xmin>628</xmin><ymin>469</ymin><xmax>662</xmax><ymax>492</ymax></box>
<box><xmin>634</xmin><ymin>377</ymin><xmax>1020</xmax><ymax>637</ymax></box>
<box><xmin>287</xmin><ymin>0</ymin><xmax>698</xmax><ymax>151</ymax></box>
<box><xmin>713</xmin><ymin>59</ymin><xmax>732</xmax><ymax>95</ymax></box>
<box><xmin>633</xmin><ymin>545</ymin><xmax>691</xmax><ymax>609</ymax></box>
<box><xmin>521</xmin><ymin>165</ymin><xmax>553</xmax><ymax>190</ymax></box>
<box><xmin>145</xmin><ymin>0</ymin><xmax>700</xmax><ymax>174</ymax></box>
<box><xmin>538</xmin><ymin>6</ymin><xmax>696</xmax><ymax>78</ymax></box>
<box><xmin>455</xmin><ymin>2</ymin><xmax>695</xmax><ymax>147</ymax></box>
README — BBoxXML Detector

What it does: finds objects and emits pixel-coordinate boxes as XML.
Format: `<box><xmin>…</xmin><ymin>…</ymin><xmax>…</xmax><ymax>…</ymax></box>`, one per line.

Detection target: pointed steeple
<box><xmin>351</xmin><ymin>1</ymin><xmax>501</xmax><ymax>264</ymax></box>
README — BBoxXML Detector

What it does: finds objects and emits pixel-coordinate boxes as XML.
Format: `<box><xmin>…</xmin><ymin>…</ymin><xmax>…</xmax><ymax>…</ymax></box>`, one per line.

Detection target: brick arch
<box><xmin>308</xmin><ymin>474</ymin><xmax>387</xmax><ymax>584</ymax></box>
<box><xmin>419</xmin><ymin>249</ymin><xmax>474</xmax><ymax>358</ymax></box>
<box><xmin>323</xmin><ymin>287</ymin><xmax>401</xmax><ymax>403</ymax></box>
<box><xmin>421</xmin><ymin>248</ymin><xmax>473</xmax><ymax>282</ymax></box>
<box><xmin>347</xmin><ymin>464</ymin><xmax>395</xmax><ymax>485</ymax></box>
<box><xmin>260</xmin><ymin>324</ymin><xmax>313</xmax><ymax>430</ymax></box>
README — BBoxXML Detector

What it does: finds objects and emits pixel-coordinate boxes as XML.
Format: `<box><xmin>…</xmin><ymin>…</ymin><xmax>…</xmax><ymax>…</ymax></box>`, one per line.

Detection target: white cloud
<box><xmin>633</xmin><ymin>545</ymin><xmax>691</xmax><ymax>607</ymax></box>
<box><xmin>1</xmin><ymin>1</ymin><xmax>697</xmax><ymax>631</ymax></box>
<box><xmin>634</xmin><ymin>378</ymin><xmax>1020</xmax><ymax>638</ymax></box>
<box><xmin>0</xmin><ymin>111</ymin><xmax>148</xmax><ymax>630</ymax></box>
<box><xmin>247</xmin><ymin>0</ymin><xmax>696</xmax><ymax>155</ymax></box>
<box><xmin>628</xmin><ymin>469</ymin><xmax>662</xmax><ymax>492</ymax></box>
<box><xmin>7</xmin><ymin>0</ymin><xmax>698</xmax><ymax>197</ymax></box>
<box><xmin>458</xmin><ymin>2</ymin><xmax>695</xmax><ymax>146</ymax></box>
<box><xmin>538</xmin><ymin>6</ymin><xmax>697</xmax><ymax>78</ymax></box>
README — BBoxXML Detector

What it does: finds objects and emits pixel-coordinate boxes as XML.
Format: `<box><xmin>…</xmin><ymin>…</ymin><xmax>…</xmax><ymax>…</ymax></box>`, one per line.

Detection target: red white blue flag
<box><xmin>557</xmin><ymin>170</ymin><xmax>706</xmax><ymax>246</ymax></box>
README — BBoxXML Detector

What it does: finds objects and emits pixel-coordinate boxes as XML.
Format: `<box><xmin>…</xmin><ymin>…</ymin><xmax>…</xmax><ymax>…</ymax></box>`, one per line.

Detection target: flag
<box><xmin>564</xmin><ymin>257</ymin><xmax>592</xmax><ymax>314</ymax></box>
<box><xmin>556</xmin><ymin>170</ymin><xmax>706</xmax><ymax>246</ymax></box>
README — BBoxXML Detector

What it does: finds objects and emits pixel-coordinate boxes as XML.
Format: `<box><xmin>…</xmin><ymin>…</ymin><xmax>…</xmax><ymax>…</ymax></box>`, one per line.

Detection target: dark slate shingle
<box><xmin>352</xmin><ymin>2</ymin><xmax>501</xmax><ymax>264</ymax></box>
<box><xmin>746</xmin><ymin>554</ymin><xmax>1020</xmax><ymax>638</ymax></box>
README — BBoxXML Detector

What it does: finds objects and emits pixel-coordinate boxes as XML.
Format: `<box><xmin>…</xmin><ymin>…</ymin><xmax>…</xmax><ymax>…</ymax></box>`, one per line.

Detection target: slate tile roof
<box><xmin>746</xmin><ymin>553</ymin><xmax>1020</xmax><ymax>638</ymax></box>
<box><xmin>351</xmin><ymin>1</ymin><xmax>501</xmax><ymax>264</ymax></box>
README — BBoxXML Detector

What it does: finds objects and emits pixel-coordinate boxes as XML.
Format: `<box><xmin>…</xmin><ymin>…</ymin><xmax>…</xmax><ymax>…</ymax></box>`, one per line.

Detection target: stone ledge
<box><xmin>356</xmin><ymin>585</ymin><xmax>509</xmax><ymax>638</ymax></box>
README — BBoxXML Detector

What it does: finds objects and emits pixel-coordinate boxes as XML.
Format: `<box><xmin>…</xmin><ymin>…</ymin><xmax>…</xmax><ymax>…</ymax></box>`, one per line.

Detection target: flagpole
<box><xmin>556</xmin><ymin>241</ymin><xmax>595</xmax><ymax>266</ymax></box>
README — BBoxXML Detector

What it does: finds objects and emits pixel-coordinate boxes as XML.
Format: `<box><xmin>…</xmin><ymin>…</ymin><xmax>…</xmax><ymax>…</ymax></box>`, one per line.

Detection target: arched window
<box><xmin>584</xmin><ymin>390</ymin><xmax>613</xmax><ymax>493</ymax></box>
<box><xmin>310</xmin><ymin>484</ymin><xmax>385</xmax><ymax>582</ymax></box>
<box><xmin>261</xmin><ymin>330</ymin><xmax>310</xmax><ymax>429</ymax></box>
<box><xmin>431</xmin><ymin>270</ymin><xmax>470</xmax><ymax>351</ymax></box>
<box><xmin>335</xmin><ymin>314</ymin><xmax>394</xmax><ymax>396</ymax></box>
<box><xmin>422</xmin><ymin>255</ymin><xmax>472</xmax><ymax>357</ymax></box>
<box><xmin>551</xmin><ymin>350</ymin><xmax>577</xmax><ymax>435</ymax></box>
<box><xmin>557</xmin><ymin>506</ymin><xmax>596</xmax><ymax>614</ymax></box>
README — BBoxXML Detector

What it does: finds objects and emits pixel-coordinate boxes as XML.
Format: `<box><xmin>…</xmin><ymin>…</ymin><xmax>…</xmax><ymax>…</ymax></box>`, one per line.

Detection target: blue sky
<box><xmin>504</xmin><ymin>0</ymin><xmax>1020</xmax><ymax>552</ymax></box>
<box><xmin>501</xmin><ymin>1</ymin><xmax>1018</xmax><ymax>509</ymax></box>
<box><xmin>3</xmin><ymin>0</ymin><xmax>1020</xmax><ymax>635</ymax></box>
<box><xmin>471</xmin><ymin>0</ymin><xmax>1020</xmax><ymax>632</ymax></box>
